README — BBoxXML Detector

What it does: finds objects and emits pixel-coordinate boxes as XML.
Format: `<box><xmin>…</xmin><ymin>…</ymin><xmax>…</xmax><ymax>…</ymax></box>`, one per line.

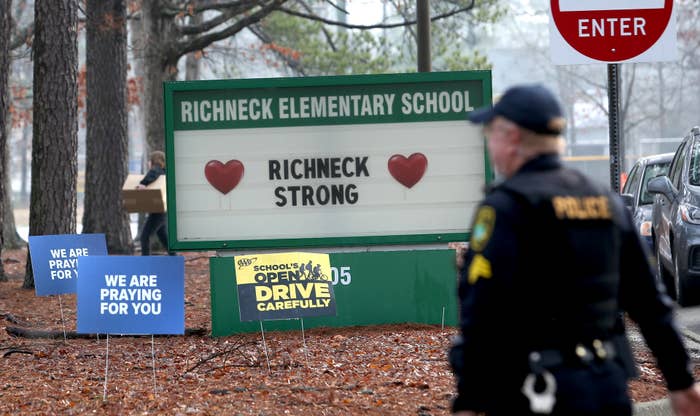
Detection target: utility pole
<box><xmin>417</xmin><ymin>0</ymin><xmax>430</xmax><ymax>72</ymax></box>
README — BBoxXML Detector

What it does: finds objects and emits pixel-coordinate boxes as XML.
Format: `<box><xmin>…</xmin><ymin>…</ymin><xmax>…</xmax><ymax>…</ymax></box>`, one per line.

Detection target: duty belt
<box><xmin>522</xmin><ymin>339</ymin><xmax>617</xmax><ymax>414</ymax></box>
<box><xmin>532</xmin><ymin>339</ymin><xmax>617</xmax><ymax>368</ymax></box>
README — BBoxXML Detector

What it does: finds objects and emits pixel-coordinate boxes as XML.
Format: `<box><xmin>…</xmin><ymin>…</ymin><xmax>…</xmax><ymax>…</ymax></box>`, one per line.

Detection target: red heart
<box><xmin>204</xmin><ymin>160</ymin><xmax>244</xmax><ymax>195</ymax></box>
<box><xmin>387</xmin><ymin>153</ymin><xmax>428</xmax><ymax>189</ymax></box>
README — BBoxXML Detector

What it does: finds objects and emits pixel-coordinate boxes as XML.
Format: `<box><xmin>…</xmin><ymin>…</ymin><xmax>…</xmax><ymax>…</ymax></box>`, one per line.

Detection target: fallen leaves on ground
<box><xmin>0</xmin><ymin>248</ymin><xmax>689</xmax><ymax>415</ymax></box>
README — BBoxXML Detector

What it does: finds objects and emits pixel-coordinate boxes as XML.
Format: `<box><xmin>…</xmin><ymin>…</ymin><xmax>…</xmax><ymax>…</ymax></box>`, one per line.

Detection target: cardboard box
<box><xmin>121</xmin><ymin>174</ymin><xmax>167</xmax><ymax>213</ymax></box>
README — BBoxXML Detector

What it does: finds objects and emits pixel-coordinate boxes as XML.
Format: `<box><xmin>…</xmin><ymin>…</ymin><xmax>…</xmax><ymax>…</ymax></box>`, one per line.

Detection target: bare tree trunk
<box><xmin>0</xmin><ymin>0</ymin><xmax>11</xmax><ymax>281</ymax></box>
<box><xmin>24</xmin><ymin>0</ymin><xmax>79</xmax><ymax>289</ymax></box>
<box><xmin>185</xmin><ymin>53</ymin><xmax>200</xmax><ymax>81</ymax></box>
<box><xmin>128</xmin><ymin>2</ymin><xmax>145</xmax><ymax>164</ymax></box>
<box><xmin>142</xmin><ymin>0</ymin><xmax>178</xmax><ymax>153</ymax></box>
<box><xmin>82</xmin><ymin>0</ymin><xmax>133</xmax><ymax>254</ymax></box>
<box><xmin>185</xmin><ymin>13</ymin><xmax>202</xmax><ymax>81</ymax></box>
<box><xmin>129</xmin><ymin>1</ymin><xmax>148</xmax><ymax>245</ymax></box>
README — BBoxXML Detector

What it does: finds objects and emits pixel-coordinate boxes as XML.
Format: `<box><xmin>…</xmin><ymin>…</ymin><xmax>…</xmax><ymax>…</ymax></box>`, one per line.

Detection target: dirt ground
<box><xmin>0</xmin><ymin>247</ymin><xmax>687</xmax><ymax>415</ymax></box>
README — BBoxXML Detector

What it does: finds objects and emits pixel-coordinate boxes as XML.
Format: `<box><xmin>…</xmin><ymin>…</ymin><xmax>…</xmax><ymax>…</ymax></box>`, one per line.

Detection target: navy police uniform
<box><xmin>450</xmin><ymin>85</ymin><xmax>695</xmax><ymax>415</ymax></box>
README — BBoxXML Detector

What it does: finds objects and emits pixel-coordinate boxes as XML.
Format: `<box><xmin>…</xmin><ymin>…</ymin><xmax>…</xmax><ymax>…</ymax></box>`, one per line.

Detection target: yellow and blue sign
<box><xmin>234</xmin><ymin>252</ymin><xmax>336</xmax><ymax>322</ymax></box>
<box><xmin>28</xmin><ymin>234</ymin><xmax>108</xmax><ymax>296</ymax></box>
<box><xmin>76</xmin><ymin>256</ymin><xmax>185</xmax><ymax>335</ymax></box>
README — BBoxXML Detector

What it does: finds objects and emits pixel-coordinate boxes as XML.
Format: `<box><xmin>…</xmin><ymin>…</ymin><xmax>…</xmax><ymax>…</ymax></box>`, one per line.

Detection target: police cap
<box><xmin>468</xmin><ymin>84</ymin><xmax>566</xmax><ymax>135</ymax></box>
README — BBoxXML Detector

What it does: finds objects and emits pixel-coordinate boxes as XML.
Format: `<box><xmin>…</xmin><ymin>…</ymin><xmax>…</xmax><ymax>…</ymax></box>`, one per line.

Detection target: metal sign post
<box><xmin>607</xmin><ymin>64</ymin><xmax>623</xmax><ymax>193</ymax></box>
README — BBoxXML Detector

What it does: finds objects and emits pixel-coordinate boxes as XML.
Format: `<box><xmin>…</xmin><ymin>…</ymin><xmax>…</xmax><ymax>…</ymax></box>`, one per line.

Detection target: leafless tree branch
<box><xmin>161</xmin><ymin>0</ymin><xmax>270</xmax><ymax>17</ymax></box>
<box><xmin>174</xmin><ymin>0</ymin><xmax>284</xmax><ymax>58</ymax></box>
<box><xmin>277</xmin><ymin>2</ymin><xmax>475</xmax><ymax>30</ymax></box>
<box><xmin>185</xmin><ymin>338</ymin><xmax>260</xmax><ymax>372</ymax></box>
<box><xmin>176</xmin><ymin>2</ymin><xmax>256</xmax><ymax>35</ymax></box>
<box><xmin>6</xmin><ymin>326</ymin><xmax>207</xmax><ymax>339</ymax></box>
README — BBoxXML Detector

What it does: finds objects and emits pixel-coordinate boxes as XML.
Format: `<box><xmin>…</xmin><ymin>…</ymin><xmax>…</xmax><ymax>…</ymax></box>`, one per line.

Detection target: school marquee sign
<box><xmin>163</xmin><ymin>71</ymin><xmax>492</xmax><ymax>251</ymax></box>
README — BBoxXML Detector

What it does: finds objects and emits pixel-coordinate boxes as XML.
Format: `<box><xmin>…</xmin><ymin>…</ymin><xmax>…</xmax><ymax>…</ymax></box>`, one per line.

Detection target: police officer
<box><xmin>450</xmin><ymin>84</ymin><xmax>700</xmax><ymax>416</ymax></box>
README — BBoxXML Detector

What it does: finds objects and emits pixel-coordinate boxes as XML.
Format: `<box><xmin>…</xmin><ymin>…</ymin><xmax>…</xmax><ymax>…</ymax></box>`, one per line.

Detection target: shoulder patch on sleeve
<box><xmin>470</xmin><ymin>206</ymin><xmax>496</xmax><ymax>252</ymax></box>
<box><xmin>468</xmin><ymin>253</ymin><xmax>492</xmax><ymax>284</ymax></box>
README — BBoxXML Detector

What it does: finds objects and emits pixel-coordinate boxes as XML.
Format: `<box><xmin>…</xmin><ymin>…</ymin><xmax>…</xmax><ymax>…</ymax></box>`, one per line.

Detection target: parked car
<box><xmin>648</xmin><ymin>127</ymin><xmax>700</xmax><ymax>306</ymax></box>
<box><xmin>620</xmin><ymin>153</ymin><xmax>673</xmax><ymax>249</ymax></box>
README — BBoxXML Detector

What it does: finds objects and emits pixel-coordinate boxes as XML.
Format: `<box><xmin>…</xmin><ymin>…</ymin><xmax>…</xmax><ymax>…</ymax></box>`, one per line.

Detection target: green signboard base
<box><xmin>210</xmin><ymin>249</ymin><xmax>459</xmax><ymax>336</ymax></box>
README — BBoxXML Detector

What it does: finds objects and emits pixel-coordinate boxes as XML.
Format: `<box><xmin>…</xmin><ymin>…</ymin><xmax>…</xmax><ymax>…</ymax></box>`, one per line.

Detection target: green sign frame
<box><xmin>163</xmin><ymin>71</ymin><xmax>492</xmax><ymax>251</ymax></box>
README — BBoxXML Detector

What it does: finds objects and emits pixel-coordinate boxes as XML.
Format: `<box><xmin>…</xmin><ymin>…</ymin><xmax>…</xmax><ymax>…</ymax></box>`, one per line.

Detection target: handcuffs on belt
<box><xmin>521</xmin><ymin>340</ymin><xmax>616</xmax><ymax>414</ymax></box>
<box><xmin>521</xmin><ymin>351</ymin><xmax>557</xmax><ymax>414</ymax></box>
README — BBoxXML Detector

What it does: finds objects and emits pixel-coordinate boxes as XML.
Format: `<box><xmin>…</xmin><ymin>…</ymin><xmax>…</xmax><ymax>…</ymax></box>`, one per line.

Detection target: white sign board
<box><xmin>164</xmin><ymin>72</ymin><xmax>492</xmax><ymax>250</ymax></box>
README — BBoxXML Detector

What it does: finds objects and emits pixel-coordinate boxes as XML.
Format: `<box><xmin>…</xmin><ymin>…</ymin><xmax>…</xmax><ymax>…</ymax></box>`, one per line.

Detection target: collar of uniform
<box><xmin>486</xmin><ymin>154</ymin><xmax>561</xmax><ymax>193</ymax></box>
<box><xmin>517</xmin><ymin>153</ymin><xmax>562</xmax><ymax>174</ymax></box>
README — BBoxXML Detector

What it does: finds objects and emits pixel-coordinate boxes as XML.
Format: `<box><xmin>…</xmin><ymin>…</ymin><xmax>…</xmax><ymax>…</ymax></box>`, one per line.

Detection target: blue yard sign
<box><xmin>77</xmin><ymin>256</ymin><xmax>185</xmax><ymax>335</ymax></box>
<box><xmin>28</xmin><ymin>234</ymin><xmax>108</xmax><ymax>296</ymax></box>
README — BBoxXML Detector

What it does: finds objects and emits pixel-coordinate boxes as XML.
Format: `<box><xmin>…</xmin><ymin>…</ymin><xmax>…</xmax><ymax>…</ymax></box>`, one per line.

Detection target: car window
<box><xmin>690</xmin><ymin>138</ymin><xmax>700</xmax><ymax>186</ymax></box>
<box><xmin>670</xmin><ymin>140</ymin><xmax>688</xmax><ymax>189</ymax></box>
<box><xmin>623</xmin><ymin>164</ymin><xmax>641</xmax><ymax>196</ymax></box>
<box><xmin>640</xmin><ymin>161</ymin><xmax>671</xmax><ymax>204</ymax></box>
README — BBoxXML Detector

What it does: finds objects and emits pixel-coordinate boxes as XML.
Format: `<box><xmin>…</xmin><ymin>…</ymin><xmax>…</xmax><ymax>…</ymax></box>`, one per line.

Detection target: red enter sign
<box><xmin>550</xmin><ymin>0</ymin><xmax>673</xmax><ymax>62</ymax></box>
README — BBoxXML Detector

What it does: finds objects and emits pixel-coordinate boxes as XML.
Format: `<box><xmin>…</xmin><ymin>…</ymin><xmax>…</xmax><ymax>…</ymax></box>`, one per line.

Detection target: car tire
<box><xmin>657</xmin><ymin>248</ymin><xmax>675</xmax><ymax>299</ymax></box>
<box><xmin>674</xmin><ymin>254</ymin><xmax>693</xmax><ymax>307</ymax></box>
<box><xmin>673</xmin><ymin>256</ymin><xmax>687</xmax><ymax>306</ymax></box>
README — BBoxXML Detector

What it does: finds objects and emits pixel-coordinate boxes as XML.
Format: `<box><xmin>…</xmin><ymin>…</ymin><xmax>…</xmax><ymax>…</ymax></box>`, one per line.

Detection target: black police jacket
<box><xmin>452</xmin><ymin>154</ymin><xmax>694</xmax><ymax>412</ymax></box>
